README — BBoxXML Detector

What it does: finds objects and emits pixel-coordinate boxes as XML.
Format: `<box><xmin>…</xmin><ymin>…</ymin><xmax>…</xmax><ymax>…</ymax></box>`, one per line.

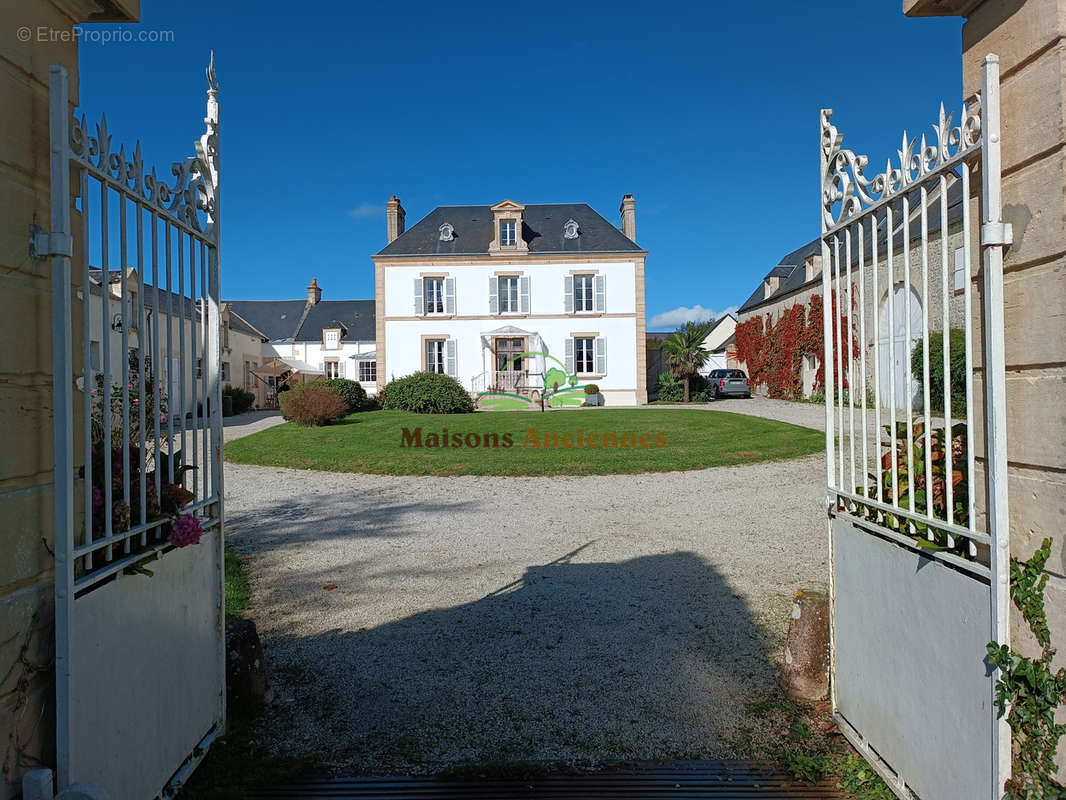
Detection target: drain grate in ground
<box><xmin>245</xmin><ymin>760</ymin><xmax>845</xmax><ymax>799</ymax></box>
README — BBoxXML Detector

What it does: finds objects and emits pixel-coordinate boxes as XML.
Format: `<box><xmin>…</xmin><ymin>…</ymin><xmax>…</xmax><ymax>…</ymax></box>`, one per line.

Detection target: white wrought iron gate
<box><xmin>49</xmin><ymin>56</ymin><xmax>224</xmax><ymax>798</ymax></box>
<box><xmin>820</xmin><ymin>55</ymin><xmax>1011</xmax><ymax>800</ymax></box>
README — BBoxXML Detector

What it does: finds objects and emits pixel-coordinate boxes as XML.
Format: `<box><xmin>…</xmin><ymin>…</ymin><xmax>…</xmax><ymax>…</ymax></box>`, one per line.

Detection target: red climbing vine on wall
<box><xmin>734</xmin><ymin>289</ymin><xmax>857</xmax><ymax>400</ymax></box>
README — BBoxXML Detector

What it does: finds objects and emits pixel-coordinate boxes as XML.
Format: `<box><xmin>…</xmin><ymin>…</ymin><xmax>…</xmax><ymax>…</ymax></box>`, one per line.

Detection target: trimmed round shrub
<box><xmin>307</xmin><ymin>378</ymin><xmax>369</xmax><ymax>412</ymax></box>
<box><xmin>279</xmin><ymin>386</ymin><xmax>347</xmax><ymax>426</ymax></box>
<box><xmin>383</xmin><ymin>372</ymin><xmax>474</xmax><ymax>414</ymax></box>
<box><xmin>583</xmin><ymin>383</ymin><xmax>601</xmax><ymax>395</ymax></box>
<box><xmin>279</xmin><ymin>378</ymin><xmax>372</xmax><ymax>419</ymax></box>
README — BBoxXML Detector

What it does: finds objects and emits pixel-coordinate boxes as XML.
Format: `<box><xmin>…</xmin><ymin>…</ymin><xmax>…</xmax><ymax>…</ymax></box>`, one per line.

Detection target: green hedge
<box><xmin>223</xmin><ymin>385</ymin><xmax>255</xmax><ymax>415</ymax></box>
<box><xmin>911</xmin><ymin>329</ymin><xmax>967</xmax><ymax>413</ymax></box>
<box><xmin>383</xmin><ymin>372</ymin><xmax>474</xmax><ymax>414</ymax></box>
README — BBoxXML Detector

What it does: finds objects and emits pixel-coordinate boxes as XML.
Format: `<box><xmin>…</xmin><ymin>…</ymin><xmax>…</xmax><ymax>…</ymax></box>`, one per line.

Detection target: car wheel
<box><xmin>745</xmin><ymin>392</ymin><xmax>752</xmax><ymax>399</ymax></box>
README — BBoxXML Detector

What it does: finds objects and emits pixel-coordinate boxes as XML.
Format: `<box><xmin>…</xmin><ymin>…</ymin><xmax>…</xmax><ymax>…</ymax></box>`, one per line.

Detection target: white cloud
<box><xmin>347</xmin><ymin>202</ymin><xmax>379</xmax><ymax>219</ymax></box>
<box><xmin>648</xmin><ymin>304</ymin><xmax>738</xmax><ymax>330</ymax></box>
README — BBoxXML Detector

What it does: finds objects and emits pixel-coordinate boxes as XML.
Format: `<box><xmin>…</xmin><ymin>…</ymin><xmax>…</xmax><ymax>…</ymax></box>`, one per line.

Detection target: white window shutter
<box><xmin>488</xmin><ymin>276</ymin><xmax>498</xmax><ymax>314</ymax></box>
<box><xmin>445</xmin><ymin>277</ymin><xmax>456</xmax><ymax>315</ymax></box>
<box><xmin>953</xmin><ymin>247</ymin><xmax>965</xmax><ymax>291</ymax></box>
<box><xmin>414</xmin><ymin>278</ymin><xmax>423</xmax><ymax>315</ymax></box>
<box><xmin>445</xmin><ymin>339</ymin><xmax>457</xmax><ymax>377</ymax></box>
<box><xmin>564</xmin><ymin>275</ymin><xmax>574</xmax><ymax>313</ymax></box>
<box><xmin>595</xmin><ymin>337</ymin><xmax>607</xmax><ymax>374</ymax></box>
<box><xmin>338</xmin><ymin>359</ymin><xmax>346</xmax><ymax>378</ymax></box>
<box><xmin>565</xmin><ymin>337</ymin><xmax>575</xmax><ymax>374</ymax></box>
<box><xmin>594</xmin><ymin>274</ymin><xmax>606</xmax><ymax>313</ymax></box>
<box><xmin>519</xmin><ymin>276</ymin><xmax>530</xmax><ymax>314</ymax></box>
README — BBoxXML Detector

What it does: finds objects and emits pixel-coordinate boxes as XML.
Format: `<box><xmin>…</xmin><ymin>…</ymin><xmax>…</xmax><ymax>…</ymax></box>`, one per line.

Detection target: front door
<box><xmin>494</xmin><ymin>337</ymin><xmax>526</xmax><ymax>392</ymax></box>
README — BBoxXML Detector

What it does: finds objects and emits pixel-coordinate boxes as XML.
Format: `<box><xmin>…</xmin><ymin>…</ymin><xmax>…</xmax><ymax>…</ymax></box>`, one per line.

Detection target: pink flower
<box><xmin>160</xmin><ymin>414</ymin><xmax>168</xmax><ymax>424</ymax></box>
<box><xmin>168</xmin><ymin>513</ymin><xmax>203</xmax><ymax>548</ymax></box>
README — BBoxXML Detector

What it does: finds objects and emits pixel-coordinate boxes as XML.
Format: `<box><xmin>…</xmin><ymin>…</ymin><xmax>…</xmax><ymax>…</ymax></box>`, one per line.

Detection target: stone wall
<box><xmin>905</xmin><ymin>0</ymin><xmax>1066</xmax><ymax>781</ymax></box>
<box><xmin>0</xmin><ymin>2</ymin><xmax>138</xmax><ymax>797</ymax></box>
<box><xmin>959</xmin><ymin>0</ymin><xmax>1066</xmax><ymax>783</ymax></box>
<box><xmin>737</xmin><ymin>223</ymin><xmax>966</xmax><ymax>401</ymax></box>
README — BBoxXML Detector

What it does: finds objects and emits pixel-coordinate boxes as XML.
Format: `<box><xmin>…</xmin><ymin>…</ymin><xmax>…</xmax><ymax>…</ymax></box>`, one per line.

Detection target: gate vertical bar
<box><xmin>981</xmin><ymin>53</ymin><xmax>1012</xmax><ymax>799</ymax></box>
<box><xmin>200</xmin><ymin>51</ymin><xmax>227</xmax><ymax>728</ymax></box>
<box><xmin>49</xmin><ymin>63</ymin><xmax>74</xmax><ymax>792</ymax></box>
<box><xmin>819</xmin><ymin>109</ymin><xmax>838</xmax><ymax>712</ymax></box>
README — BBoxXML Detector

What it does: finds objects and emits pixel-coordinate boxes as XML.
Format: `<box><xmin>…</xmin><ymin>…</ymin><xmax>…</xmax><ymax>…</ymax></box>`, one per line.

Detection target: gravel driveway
<box><xmin>224</xmin><ymin>404</ymin><xmax>829</xmax><ymax>774</ymax></box>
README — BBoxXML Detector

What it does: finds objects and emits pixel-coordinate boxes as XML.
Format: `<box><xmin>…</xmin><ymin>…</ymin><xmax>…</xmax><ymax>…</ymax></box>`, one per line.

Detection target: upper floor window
<box><xmin>424</xmin><ymin>277</ymin><xmax>444</xmax><ymax>314</ymax></box>
<box><xmin>499</xmin><ymin>276</ymin><xmax>519</xmax><ymax>313</ymax></box>
<box><xmin>574</xmin><ymin>275</ymin><xmax>594</xmax><ymax>312</ymax></box>
<box><xmin>324</xmin><ymin>329</ymin><xmax>341</xmax><ymax>349</ymax></box>
<box><xmin>500</xmin><ymin>219</ymin><xmax>516</xmax><ymax>247</ymax></box>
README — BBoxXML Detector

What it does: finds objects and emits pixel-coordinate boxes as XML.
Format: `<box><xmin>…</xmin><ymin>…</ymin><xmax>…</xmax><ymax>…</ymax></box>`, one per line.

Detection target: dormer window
<box><xmin>563</xmin><ymin>219</ymin><xmax>580</xmax><ymax>239</ymax></box>
<box><xmin>324</xmin><ymin>328</ymin><xmax>342</xmax><ymax>350</ymax></box>
<box><xmin>500</xmin><ymin>219</ymin><xmax>516</xmax><ymax>247</ymax></box>
<box><xmin>439</xmin><ymin>222</ymin><xmax>454</xmax><ymax>241</ymax></box>
<box><xmin>763</xmin><ymin>276</ymin><xmax>780</xmax><ymax>299</ymax></box>
<box><xmin>488</xmin><ymin>199</ymin><xmax>529</xmax><ymax>256</ymax></box>
<box><xmin>804</xmin><ymin>255</ymin><xmax>821</xmax><ymax>283</ymax></box>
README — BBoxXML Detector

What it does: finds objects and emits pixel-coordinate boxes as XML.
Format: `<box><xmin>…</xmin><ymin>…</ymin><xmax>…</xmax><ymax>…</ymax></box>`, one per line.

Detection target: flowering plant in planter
<box><xmin>82</xmin><ymin>441</ymin><xmax>204</xmax><ymax>579</ymax></box>
<box><xmin>851</xmin><ymin>420</ymin><xmax>972</xmax><ymax>558</ymax></box>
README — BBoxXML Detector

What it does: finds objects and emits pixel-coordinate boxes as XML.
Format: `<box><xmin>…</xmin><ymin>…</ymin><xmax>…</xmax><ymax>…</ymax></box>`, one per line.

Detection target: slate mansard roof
<box><xmin>225</xmin><ymin>299</ymin><xmax>375</xmax><ymax>343</ymax></box>
<box><xmin>376</xmin><ymin>203</ymin><xmax>644</xmax><ymax>257</ymax></box>
<box><xmin>738</xmin><ymin>177</ymin><xmax>965</xmax><ymax>314</ymax></box>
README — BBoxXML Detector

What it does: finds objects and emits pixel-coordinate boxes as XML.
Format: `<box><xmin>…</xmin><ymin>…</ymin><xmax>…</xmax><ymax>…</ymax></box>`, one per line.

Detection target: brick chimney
<box><xmin>386</xmin><ymin>195</ymin><xmax>406</xmax><ymax>244</ymax></box>
<box><xmin>307</xmin><ymin>278</ymin><xmax>321</xmax><ymax>305</ymax></box>
<box><xmin>619</xmin><ymin>194</ymin><xmax>636</xmax><ymax>242</ymax></box>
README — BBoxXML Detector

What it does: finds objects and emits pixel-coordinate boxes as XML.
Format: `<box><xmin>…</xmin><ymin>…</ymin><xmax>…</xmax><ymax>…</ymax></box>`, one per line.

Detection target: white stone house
<box><xmin>698</xmin><ymin>313</ymin><xmax>738</xmax><ymax>375</ymax></box>
<box><xmin>227</xmin><ymin>280</ymin><xmax>377</xmax><ymax>407</ymax></box>
<box><xmin>373</xmin><ymin>196</ymin><xmax>649</xmax><ymax>406</ymax></box>
<box><xmin>87</xmin><ymin>268</ymin><xmax>238</xmax><ymax>418</ymax></box>
<box><xmin>88</xmin><ymin>271</ymin><xmax>376</xmax><ymax>414</ymax></box>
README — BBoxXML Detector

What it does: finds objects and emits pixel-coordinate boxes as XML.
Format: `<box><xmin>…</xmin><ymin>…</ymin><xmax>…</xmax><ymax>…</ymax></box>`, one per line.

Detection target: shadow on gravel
<box><xmin>227</xmin><ymin>495</ymin><xmax>481</xmax><ymax>544</ymax></box>
<box><xmin>254</xmin><ymin>545</ymin><xmax>776</xmax><ymax>775</ymax></box>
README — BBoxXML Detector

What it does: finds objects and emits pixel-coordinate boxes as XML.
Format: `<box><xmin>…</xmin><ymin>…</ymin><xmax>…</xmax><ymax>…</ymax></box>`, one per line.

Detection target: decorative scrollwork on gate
<box><xmin>821</xmin><ymin>100</ymin><xmax>981</xmax><ymax>231</ymax></box>
<box><xmin>69</xmin><ymin>53</ymin><xmax>219</xmax><ymax>240</ymax></box>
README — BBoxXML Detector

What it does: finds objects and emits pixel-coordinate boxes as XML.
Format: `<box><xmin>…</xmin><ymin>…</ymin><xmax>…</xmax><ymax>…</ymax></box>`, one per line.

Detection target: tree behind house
<box><xmin>662</xmin><ymin>321</ymin><xmax>714</xmax><ymax>403</ymax></box>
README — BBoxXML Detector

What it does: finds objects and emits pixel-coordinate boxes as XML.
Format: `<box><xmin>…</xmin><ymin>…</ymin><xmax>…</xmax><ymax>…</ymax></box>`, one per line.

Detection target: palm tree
<box><xmin>662</xmin><ymin>320</ymin><xmax>714</xmax><ymax>403</ymax></box>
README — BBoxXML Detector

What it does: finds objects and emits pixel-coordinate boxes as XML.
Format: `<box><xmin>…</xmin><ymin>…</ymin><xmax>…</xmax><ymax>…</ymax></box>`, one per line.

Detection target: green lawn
<box><xmin>224</xmin><ymin>408</ymin><xmax>823</xmax><ymax>476</ymax></box>
<box><xmin>224</xmin><ymin>547</ymin><xmax>250</xmax><ymax>622</ymax></box>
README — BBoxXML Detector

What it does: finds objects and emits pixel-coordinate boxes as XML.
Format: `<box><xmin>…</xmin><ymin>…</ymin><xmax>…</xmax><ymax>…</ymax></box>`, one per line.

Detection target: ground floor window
<box><xmin>425</xmin><ymin>339</ymin><xmax>445</xmax><ymax>374</ymax></box>
<box><xmin>325</xmin><ymin>360</ymin><xmax>339</xmax><ymax>379</ymax></box>
<box><xmin>359</xmin><ymin>360</ymin><xmax>376</xmax><ymax>383</ymax></box>
<box><xmin>575</xmin><ymin>337</ymin><xmax>594</xmax><ymax>374</ymax></box>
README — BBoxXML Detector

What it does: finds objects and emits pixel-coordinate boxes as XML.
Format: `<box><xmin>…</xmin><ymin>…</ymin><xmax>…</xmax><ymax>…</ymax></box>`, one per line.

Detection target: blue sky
<box><xmin>77</xmin><ymin>1</ymin><xmax>962</xmax><ymax>329</ymax></box>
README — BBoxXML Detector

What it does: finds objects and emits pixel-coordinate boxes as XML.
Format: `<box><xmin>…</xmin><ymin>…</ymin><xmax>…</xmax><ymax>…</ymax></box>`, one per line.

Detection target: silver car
<box><xmin>709</xmin><ymin>369</ymin><xmax>752</xmax><ymax>399</ymax></box>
